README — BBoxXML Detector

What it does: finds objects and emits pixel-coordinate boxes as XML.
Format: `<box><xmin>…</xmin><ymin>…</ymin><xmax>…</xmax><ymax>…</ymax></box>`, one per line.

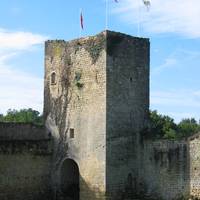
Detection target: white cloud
<box><xmin>150</xmin><ymin>48</ymin><xmax>200</xmax><ymax>122</ymax></box>
<box><xmin>152</xmin><ymin>57</ymin><xmax>177</xmax><ymax>74</ymax></box>
<box><xmin>0</xmin><ymin>28</ymin><xmax>47</xmax><ymax>50</ymax></box>
<box><xmin>150</xmin><ymin>89</ymin><xmax>200</xmax><ymax>122</ymax></box>
<box><xmin>152</xmin><ymin>48</ymin><xmax>200</xmax><ymax>74</ymax></box>
<box><xmin>113</xmin><ymin>0</ymin><xmax>200</xmax><ymax>38</ymax></box>
<box><xmin>193</xmin><ymin>91</ymin><xmax>200</xmax><ymax>97</ymax></box>
<box><xmin>0</xmin><ymin>53</ymin><xmax>43</xmax><ymax>114</ymax></box>
<box><xmin>167</xmin><ymin>112</ymin><xmax>200</xmax><ymax>123</ymax></box>
<box><xmin>0</xmin><ymin>29</ymin><xmax>48</xmax><ymax>114</ymax></box>
<box><xmin>0</xmin><ymin>66</ymin><xmax>43</xmax><ymax>113</ymax></box>
<box><xmin>151</xmin><ymin>90</ymin><xmax>200</xmax><ymax>108</ymax></box>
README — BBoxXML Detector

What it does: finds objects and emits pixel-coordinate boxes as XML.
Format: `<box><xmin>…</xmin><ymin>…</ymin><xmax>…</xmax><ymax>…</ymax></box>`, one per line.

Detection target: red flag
<box><xmin>80</xmin><ymin>11</ymin><xmax>84</xmax><ymax>30</ymax></box>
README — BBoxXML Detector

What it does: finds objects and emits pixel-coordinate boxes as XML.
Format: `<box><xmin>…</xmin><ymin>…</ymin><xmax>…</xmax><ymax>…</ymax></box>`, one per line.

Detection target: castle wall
<box><xmin>0</xmin><ymin>123</ymin><xmax>52</xmax><ymax>200</ymax></box>
<box><xmin>140</xmin><ymin>139</ymin><xmax>190</xmax><ymax>200</ymax></box>
<box><xmin>106</xmin><ymin>32</ymin><xmax>149</xmax><ymax>199</ymax></box>
<box><xmin>2</xmin><ymin>31</ymin><xmax>200</xmax><ymax>200</ymax></box>
<box><xmin>189</xmin><ymin>134</ymin><xmax>200</xmax><ymax>198</ymax></box>
<box><xmin>45</xmin><ymin>33</ymin><xmax>107</xmax><ymax>200</ymax></box>
<box><xmin>0</xmin><ymin>122</ymin><xmax>50</xmax><ymax>140</ymax></box>
<box><xmin>45</xmin><ymin>31</ymin><xmax>150</xmax><ymax>200</ymax></box>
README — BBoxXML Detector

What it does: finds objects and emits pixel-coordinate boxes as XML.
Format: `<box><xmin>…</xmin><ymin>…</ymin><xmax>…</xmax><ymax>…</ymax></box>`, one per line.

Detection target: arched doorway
<box><xmin>60</xmin><ymin>159</ymin><xmax>79</xmax><ymax>200</ymax></box>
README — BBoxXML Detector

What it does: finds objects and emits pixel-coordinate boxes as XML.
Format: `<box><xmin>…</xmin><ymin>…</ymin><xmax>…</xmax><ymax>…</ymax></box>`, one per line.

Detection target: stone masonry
<box><xmin>0</xmin><ymin>123</ymin><xmax>52</xmax><ymax>200</ymax></box>
<box><xmin>0</xmin><ymin>30</ymin><xmax>200</xmax><ymax>200</ymax></box>
<box><xmin>44</xmin><ymin>30</ymin><xmax>149</xmax><ymax>200</ymax></box>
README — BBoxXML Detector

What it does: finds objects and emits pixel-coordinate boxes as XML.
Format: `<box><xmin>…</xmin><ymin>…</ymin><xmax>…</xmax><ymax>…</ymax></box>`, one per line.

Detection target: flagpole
<box><xmin>79</xmin><ymin>8</ymin><xmax>82</xmax><ymax>38</ymax></box>
<box><xmin>137</xmin><ymin>0</ymin><xmax>141</xmax><ymax>37</ymax></box>
<box><xmin>139</xmin><ymin>0</ymin><xmax>151</xmax><ymax>37</ymax></box>
<box><xmin>106</xmin><ymin>0</ymin><xmax>108</xmax><ymax>30</ymax></box>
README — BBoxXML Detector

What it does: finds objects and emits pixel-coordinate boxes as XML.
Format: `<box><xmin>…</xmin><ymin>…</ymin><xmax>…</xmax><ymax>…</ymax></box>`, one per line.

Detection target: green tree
<box><xmin>148</xmin><ymin>110</ymin><xmax>177</xmax><ymax>139</ymax></box>
<box><xmin>0</xmin><ymin>108</ymin><xmax>43</xmax><ymax>126</ymax></box>
<box><xmin>163</xmin><ymin>128</ymin><xmax>177</xmax><ymax>139</ymax></box>
<box><xmin>148</xmin><ymin>111</ymin><xmax>200</xmax><ymax>139</ymax></box>
<box><xmin>0</xmin><ymin>114</ymin><xmax>3</xmax><ymax>121</ymax></box>
<box><xmin>177</xmin><ymin>118</ymin><xmax>200</xmax><ymax>138</ymax></box>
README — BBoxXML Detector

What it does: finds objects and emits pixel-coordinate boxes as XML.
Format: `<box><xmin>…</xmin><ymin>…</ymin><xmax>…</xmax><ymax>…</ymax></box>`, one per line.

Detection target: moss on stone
<box><xmin>84</xmin><ymin>33</ymin><xmax>105</xmax><ymax>64</ymax></box>
<box><xmin>74</xmin><ymin>72</ymin><xmax>84</xmax><ymax>89</ymax></box>
<box><xmin>75</xmin><ymin>72</ymin><xmax>82</xmax><ymax>82</ymax></box>
<box><xmin>53</xmin><ymin>43</ymin><xmax>62</xmax><ymax>57</ymax></box>
<box><xmin>76</xmin><ymin>82</ymin><xmax>84</xmax><ymax>89</ymax></box>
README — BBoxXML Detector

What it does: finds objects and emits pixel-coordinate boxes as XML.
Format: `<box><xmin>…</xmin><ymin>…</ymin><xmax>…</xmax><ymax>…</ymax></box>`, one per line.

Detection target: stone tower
<box><xmin>44</xmin><ymin>30</ymin><xmax>150</xmax><ymax>200</ymax></box>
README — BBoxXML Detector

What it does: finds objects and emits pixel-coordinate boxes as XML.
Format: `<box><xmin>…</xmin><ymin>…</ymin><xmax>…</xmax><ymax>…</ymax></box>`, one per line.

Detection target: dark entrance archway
<box><xmin>60</xmin><ymin>159</ymin><xmax>79</xmax><ymax>200</ymax></box>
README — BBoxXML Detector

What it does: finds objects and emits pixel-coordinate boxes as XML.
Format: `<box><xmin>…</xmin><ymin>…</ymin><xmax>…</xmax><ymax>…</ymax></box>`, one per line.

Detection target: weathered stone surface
<box><xmin>140</xmin><ymin>139</ymin><xmax>189</xmax><ymax>200</ymax></box>
<box><xmin>0</xmin><ymin>123</ymin><xmax>53</xmax><ymax>200</ymax></box>
<box><xmin>189</xmin><ymin>134</ymin><xmax>200</xmax><ymax>199</ymax></box>
<box><xmin>2</xmin><ymin>30</ymin><xmax>200</xmax><ymax>200</ymax></box>
<box><xmin>106</xmin><ymin>31</ymin><xmax>149</xmax><ymax>200</ymax></box>
<box><xmin>45</xmin><ymin>31</ymin><xmax>107</xmax><ymax>200</ymax></box>
<box><xmin>44</xmin><ymin>30</ymin><xmax>149</xmax><ymax>200</ymax></box>
<box><xmin>0</xmin><ymin>122</ymin><xmax>50</xmax><ymax>140</ymax></box>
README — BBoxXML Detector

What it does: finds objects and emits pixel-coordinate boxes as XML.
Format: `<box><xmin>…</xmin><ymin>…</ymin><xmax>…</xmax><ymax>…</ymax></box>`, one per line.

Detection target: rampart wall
<box><xmin>0</xmin><ymin>123</ymin><xmax>53</xmax><ymax>200</ymax></box>
<box><xmin>138</xmin><ymin>136</ymin><xmax>200</xmax><ymax>200</ymax></box>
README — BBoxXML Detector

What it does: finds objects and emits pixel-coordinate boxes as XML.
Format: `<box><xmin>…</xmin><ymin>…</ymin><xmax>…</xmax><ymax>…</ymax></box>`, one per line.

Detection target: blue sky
<box><xmin>0</xmin><ymin>0</ymin><xmax>200</xmax><ymax>122</ymax></box>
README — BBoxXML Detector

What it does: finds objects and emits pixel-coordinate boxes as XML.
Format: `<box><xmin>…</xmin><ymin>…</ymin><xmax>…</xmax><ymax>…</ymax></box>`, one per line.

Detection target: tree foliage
<box><xmin>177</xmin><ymin>118</ymin><xmax>200</xmax><ymax>138</ymax></box>
<box><xmin>148</xmin><ymin>110</ymin><xmax>200</xmax><ymax>140</ymax></box>
<box><xmin>0</xmin><ymin>108</ymin><xmax>199</xmax><ymax>139</ymax></box>
<box><xmin>0</xmin><ymin>108</ymin><xmax>43</xmax><ymax>126</ymax></box>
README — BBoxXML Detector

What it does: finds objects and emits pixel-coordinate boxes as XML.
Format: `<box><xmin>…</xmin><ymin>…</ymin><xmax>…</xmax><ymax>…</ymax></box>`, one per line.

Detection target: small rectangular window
<box><xmin>51</xmin><ymin>72</ymin><xmax>56</xmax><ymax>85</ymax></box>
<box><xmin>70</xmin><ymin>128</ymin><xmax>74</xmax><ymax>138</ymax></box>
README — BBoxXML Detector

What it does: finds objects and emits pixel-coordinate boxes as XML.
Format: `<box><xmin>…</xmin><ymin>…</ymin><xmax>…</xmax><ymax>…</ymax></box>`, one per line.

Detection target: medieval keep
<box><xmin>0</xmin><ymin>31</ymin><xmax>200</xmax><ymax>200</ymax></box>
